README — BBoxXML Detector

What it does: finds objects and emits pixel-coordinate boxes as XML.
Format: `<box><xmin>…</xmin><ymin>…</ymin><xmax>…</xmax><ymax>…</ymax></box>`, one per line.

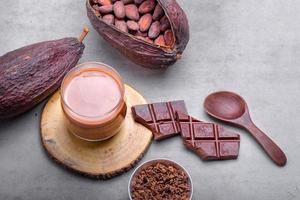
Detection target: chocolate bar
<box><xmin>132</xmin><ymin>100</ymin><xmax>187</xmax><ymax>140</ymax></box>
<box><xmin>176</xmin><ymin>112</ymin><xmax>240</xmax><ymax>160</ymax></box>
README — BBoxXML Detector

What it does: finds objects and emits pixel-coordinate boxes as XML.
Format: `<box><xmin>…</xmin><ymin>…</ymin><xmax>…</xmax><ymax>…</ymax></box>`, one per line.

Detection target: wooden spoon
<box><xmin>204</xmin><ymin>91</ymin><xmax>287</xmax><ymax>166</ymax></box>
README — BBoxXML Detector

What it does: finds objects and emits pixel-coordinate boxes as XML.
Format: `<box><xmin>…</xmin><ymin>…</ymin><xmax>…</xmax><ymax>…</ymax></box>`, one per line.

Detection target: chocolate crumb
<box><xmin>130</xmin><ymin>161</ymin><xmax>191</xmax><ymax>200</ymax></box>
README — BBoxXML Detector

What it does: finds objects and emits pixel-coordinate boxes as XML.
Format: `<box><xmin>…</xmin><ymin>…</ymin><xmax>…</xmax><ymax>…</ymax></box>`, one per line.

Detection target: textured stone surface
<box><xmin>0</xmin><ymin>0</ymin><xmax>299</xmax><ymax>199</ymax></box>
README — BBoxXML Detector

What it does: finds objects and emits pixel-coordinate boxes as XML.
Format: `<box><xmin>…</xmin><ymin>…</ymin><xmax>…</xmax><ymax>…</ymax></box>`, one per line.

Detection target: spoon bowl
<box><xmin>204</xmin><ymin>91</ymin><xmax>287</xmax><ymax>166</ymax></box>
<box><xmin>204</xmin><ymin>91</ymin><xmax>247</xmax><ymax>121</ymax></box>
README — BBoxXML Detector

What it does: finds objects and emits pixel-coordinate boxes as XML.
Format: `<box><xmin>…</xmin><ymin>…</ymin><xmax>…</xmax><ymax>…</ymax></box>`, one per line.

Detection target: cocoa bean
<box><xmin>160</xmin><ymin>15</ymin><xmax>170</xmax><ymax>32</ymax></box>
<box><xmin>134</xmin><ymin>30</ymin><xmax>147</xmax><ymax>37</ymax></box>
<box><xmin>152</xmin><ymin>4</ymin><xmax>164</xmax><ymax>20</ymax></box>
<box><xmin>122</xmin><ymin>0</ymin><xmax>134</xmax><ymax>4</ymax></box>
<box><xmin>138</xmin><ymin>13</ymin><xmax>152</xmax><ymax>32</ymax></box>
<box><xmin>138</xmin><ymin>0</ymin><xmax>156</xmax><ymax>14</ymax></box>
<box><xmin>154</xmin><ymin>35</ymin><xmax>165</xmax><ymax>46</ymax></box>
<box><xmin>92</xmin><ymin>5</ymin><xmax>101</xmax><ymax>11</ymax></box>
<box><xmin>125</xmin><ymin>4</ymin><xmax>139</xmax><ymax>21</ymax></box>
<box><xmin>115</xmin><ymin>19</ymin><xmax>128</xmax><ymax>32</ymax></box>
<box><xmin>136</xmin><ymin>36</ymin><xmax>153</xmax><ymax>43</ymax></box>
<box><xmin>134</xmin><ymin>0</ymin><xmax>144</xmax><ymax>4</ymax></box>
<box><xmin>99</xmin><ymin>5</ymin><xmax>113</xmax><ymax>14</ymax></box>
<box><xmin>113</xmin><ymin>1</ymin><xmax>126</xmax><ymax>19</ymax></box>
<box><xmin>127</xmin><ymin>20</ymin><xmax>139</xmax><ymax>31</ymax></box>
<box><xmin>98</xmin><ymin>0</ymin><xmax>112</xmax><ymax>6</ymax></box>
<box><xmin>164</xmin><ymin>29</ymin><xmax>174</xmax><ymax>46</ymax></box>
<box><xmin>148</xmin><ymin>21</ymin><xmax>160</xmax><ymax>39</ymax></box>
<box><xmin>102</xmin><ymin>14</ymin><xmax>115</xmax><ymax>25</ymax></box>
<box><xmin>92</xmin><ymin>5</ymin><xmax>101</xmax><ymax>16</ymax></box>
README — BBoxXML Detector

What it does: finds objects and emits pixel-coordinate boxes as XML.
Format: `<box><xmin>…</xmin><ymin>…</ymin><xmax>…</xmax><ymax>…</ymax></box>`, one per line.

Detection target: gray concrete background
<box><xmin>0</xmin><ymin>0</ymin><xmax>299</xmax><ymax>199</ymax></box>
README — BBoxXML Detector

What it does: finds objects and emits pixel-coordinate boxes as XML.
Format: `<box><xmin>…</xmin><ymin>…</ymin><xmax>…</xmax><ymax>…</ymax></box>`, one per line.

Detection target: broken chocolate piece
<box><xmin>176</xmin><ymin>112</ymin><xmax>240</xmax><ymax>161</ymax></box>
<box><xmin>132</xmin><ymin>100</ymin><xmax>187</xmax><ymax>140</ymax></box>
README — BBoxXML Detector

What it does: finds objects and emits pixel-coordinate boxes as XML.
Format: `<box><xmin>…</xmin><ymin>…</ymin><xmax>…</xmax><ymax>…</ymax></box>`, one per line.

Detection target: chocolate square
<box><xmin>176</xmin><ymin>112</ymin><xmax>240</xmax><ymax>161</ymax></box>
<box><xmin>132</xmin><ymin>100</ymin><xmax>188</xmax><ymax>140</ymax></box>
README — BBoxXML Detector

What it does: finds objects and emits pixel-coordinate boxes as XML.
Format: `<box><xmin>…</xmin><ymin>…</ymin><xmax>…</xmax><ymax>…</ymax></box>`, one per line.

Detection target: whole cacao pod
<box><xmin>0</xmin><ymin>29</ymin><xmax>88</xmax><ymax>119</ymax></box>
<box><xmin>87</xmin><ymin>0</ymin><xmax>189</xmax><ymax>69</ymax></box>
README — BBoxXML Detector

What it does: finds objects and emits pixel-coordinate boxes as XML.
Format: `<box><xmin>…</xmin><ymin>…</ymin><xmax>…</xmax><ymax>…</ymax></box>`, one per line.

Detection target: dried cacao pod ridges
<box><xmin>0</xmin><ymin>30</ymin><xmax>87</xmax><ymax>118</ymax></box>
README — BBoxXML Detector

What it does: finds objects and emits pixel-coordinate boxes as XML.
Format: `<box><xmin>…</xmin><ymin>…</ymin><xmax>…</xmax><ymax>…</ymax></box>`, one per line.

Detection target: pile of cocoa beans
<box><xmin>90</xmin><ymin>0</ymin><xmax>175</xmax><ymax>47</ymax></box>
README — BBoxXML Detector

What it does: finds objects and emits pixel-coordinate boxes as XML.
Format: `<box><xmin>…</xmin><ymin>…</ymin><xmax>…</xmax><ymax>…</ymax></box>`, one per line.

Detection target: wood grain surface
<box><xmin>40</xmin><ymin>85</ymin><xmax>152</xmax><ymax>179</ymax></box>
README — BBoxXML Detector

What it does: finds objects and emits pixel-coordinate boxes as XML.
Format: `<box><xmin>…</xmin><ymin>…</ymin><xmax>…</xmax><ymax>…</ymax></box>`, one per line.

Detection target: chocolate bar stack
<box><xmin>132</xmin><ymin>100</ymin><xmax>240</xmax><ymax>161</ymax></box>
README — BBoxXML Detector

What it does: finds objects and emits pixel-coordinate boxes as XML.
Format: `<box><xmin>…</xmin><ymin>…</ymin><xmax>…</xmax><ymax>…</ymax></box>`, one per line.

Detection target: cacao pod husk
<box><xmin>87</xmin><ymin>0</ymin><xmax>189</xmax><ymax>69</ymax></box>
<box><xmin>0</xmin><ymin>31</ymin><xmax>87</xmax><ymax>118</ymax></box>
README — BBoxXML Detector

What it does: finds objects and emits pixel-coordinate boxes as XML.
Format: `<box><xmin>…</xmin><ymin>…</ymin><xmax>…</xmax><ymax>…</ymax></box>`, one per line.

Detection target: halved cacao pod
<box><xmin>0</xmin><ymin>29</ymin><xmax>89</xmax><ymax>119</ymax></box>
<box><xmin>87</xmin><ymin>0</ymin><xmax>189</xmax><ymax>69</ymax></box>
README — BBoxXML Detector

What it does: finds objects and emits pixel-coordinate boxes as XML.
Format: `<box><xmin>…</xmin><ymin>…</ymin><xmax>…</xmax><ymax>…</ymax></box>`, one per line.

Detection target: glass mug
<box><xmin>60</xmin><ymin>62</ymin><xmax>127</xmax><ymax>141</ymax></box>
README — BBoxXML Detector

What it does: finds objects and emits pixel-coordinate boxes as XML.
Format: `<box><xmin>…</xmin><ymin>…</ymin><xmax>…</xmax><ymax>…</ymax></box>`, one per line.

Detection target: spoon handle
<box><xmin>245</xmin><ymin>123</ymin><xmax>287</xmax><ymax>166</ymax></box>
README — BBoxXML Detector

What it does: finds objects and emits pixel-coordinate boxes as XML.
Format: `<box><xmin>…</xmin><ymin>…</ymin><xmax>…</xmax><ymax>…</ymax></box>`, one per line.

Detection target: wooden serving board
<box><xmin>40</xmin><ymin>85</ymin><xmax>152</xmax><ymax>179</ymax></box>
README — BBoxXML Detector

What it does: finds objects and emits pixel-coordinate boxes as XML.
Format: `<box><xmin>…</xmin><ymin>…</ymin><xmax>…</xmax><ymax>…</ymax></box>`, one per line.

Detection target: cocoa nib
<box><xmin>130</xmin><ymin>161</ymin><xmax>191</xmax><ymax>200</ymax></box>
